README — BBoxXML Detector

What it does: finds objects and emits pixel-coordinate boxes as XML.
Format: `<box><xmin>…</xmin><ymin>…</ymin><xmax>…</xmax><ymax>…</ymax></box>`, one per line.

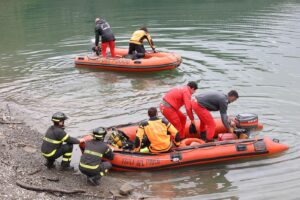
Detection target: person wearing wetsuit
<box><xmin>128</xmin><ymin>26</ymin><xmax>156</xmax><ymax>59</ymax></box>
<box><xmin>192</xmin><ymin>90</ymin><xmax>239</xmax><ymax>142</ymax></box>
<box><xmin>160</xmin><ymin>81</ymin><xmax>198</xmax><ymax>140</ymax></box>
<box><xmin>134</xmin><ymin>107</ymin><xmax>180</xmax><ymax>153</ymax></box>
<box><xmin>94</xmin><ymin>18</ymin><xmax>116</xmax><ymax>57</ymax></box>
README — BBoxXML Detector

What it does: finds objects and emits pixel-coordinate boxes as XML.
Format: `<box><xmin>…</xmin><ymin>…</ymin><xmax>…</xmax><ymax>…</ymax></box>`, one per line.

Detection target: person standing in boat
<box><xmin>41</xmin><ymin>112</ymin><xmax>80</xmax><ymax>170</ymax></box>
<box><xmin>160</xmin><ymin>81</ymin><xmax>198</xmax><ymax>140</ymax></box>
<box><xmin>134</xmin><ymin>107</ymin><xmax>180</xmax><ymax>153</ymax></box>
<box><xmin>79</xmin><ymin>127</ymin><xmax>114</xmax><ymax>186</ymax></box>
<box><xmin>128</xmin><ymin>26</ymin><xmax>156</xmax><ymax>59</ymax></box>
<box><xmin>94</xmin><ymin>18</ymin><xmax>116</xmax><ymax>57</ymax></box>
<box><xmin>191</xmin><ymin>90</ymin><xmax>239</xmax><ymax>142</ymax></box>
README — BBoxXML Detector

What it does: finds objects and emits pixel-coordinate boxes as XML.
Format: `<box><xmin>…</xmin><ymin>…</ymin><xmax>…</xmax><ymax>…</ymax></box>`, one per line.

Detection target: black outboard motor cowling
<box><xmin>236</xmin><ymin>113</ymin><xmax>258</xmax><ymax>132</ymax></box>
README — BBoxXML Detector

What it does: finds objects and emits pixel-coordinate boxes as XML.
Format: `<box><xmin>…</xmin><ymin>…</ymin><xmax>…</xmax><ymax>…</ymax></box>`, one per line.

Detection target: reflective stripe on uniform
<box><xmin>61</xmin><ymin>134</ymin><xmax>69</xmax><ymax>142</ymax></box>
<box><xmin>43</xmin><ymin>134</ymin><xmax>69</xmax><ymax>144</ymax></box>
<box><xmin>42</xmin><ymin>149</ymin><xmax>57</xmax><ymax>157</ymax></box>
<box><xmin>100</xmin><ymin>172</ymin><xmax>104</xmax><ymax>176</ymax></box>
<box><xmin>84</xmin><ymin>150</ymin><xmax>103</xmax><ymax>157</ymax></box>
<box><xmin>64</xmin><ymin>152</ymin><xmax>72</xmax><ymax>156</ymax></box>
<box><xmin>79</xmin><ymin>162</ymin><xmax>99</xmax><ymax>170</ymax></box>
<box><xmin>62</xmin><ymin>157</ymin><xmax>71</xmax><ymax>162</ymax></box>
<box><xmin>43</xmin><ymin>137</ymin><xmax>61</xmax><ymax>144</ymax></box>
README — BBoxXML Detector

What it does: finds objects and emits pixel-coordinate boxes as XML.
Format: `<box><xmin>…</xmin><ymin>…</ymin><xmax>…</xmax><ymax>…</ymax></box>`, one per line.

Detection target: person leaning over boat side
<box><xmin>41</xmin><ymin>112</ymin><xmax>80</xmax><ymax>170</ymax></box>
<box><xmin>79</xmin><ymin>127</ymin><xmax>113</xmax><ymax>186</ymax></box>
<box><xmin>160</xmin><ymin>81</ymin><xmax>198</xmax><ymax>140</ymax></box>
<box><xmin>94</xmin><ymin>18</ymin><xmax>116</xmax><ymax>57</ymax></box>
<box><xmin>134</xmin><ymin>107</ymin><xmax>180</xmax><ymax>153</ymax></box>
<box><xmin>192</xmin><ymin>90</ymin><xmax>239</xmax><ymax>142</ymax></box>
<box><xmin>128</xmin><ymin>26</ymin><xmax>156</xmax><ymax>59</ymax></box>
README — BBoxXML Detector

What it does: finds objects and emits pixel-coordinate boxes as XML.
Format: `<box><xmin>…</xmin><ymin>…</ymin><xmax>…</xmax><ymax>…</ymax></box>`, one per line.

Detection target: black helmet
<box><xmin>51</xmin><ymin>112</ymin><xmax>68</xmax><ymax>122</ymax></box>
<box><xmin>93</xmin><ymin>127</ymin><xmax>107</xmax><ymax>139</ymax></box>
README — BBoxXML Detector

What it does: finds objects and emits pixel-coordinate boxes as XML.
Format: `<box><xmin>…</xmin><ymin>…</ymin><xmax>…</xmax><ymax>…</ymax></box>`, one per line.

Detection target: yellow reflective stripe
<box><xmin>61</xmin><ymin>134</ymin><xmax>69</xmax><ymax>142</ymax></box>
<box><xmin>43</xmin><ymin>137</ymin><xmax>61</xmax><ymax>144</ymax></box>
<box><xmin>64</xmin><ymin>152</ymin><xmax>72</xmax><ymax>156</ymax></box>
<box><xmin>62</xmin><ymin>157</ymin><xmax>70</xmax><ymax>161</ymax></box>
<box><xmin>80</xmin><ymin>162</ymin><xmax>99</xmax><ymax>170</ymax></box>
<box><xmin>42</xmin><ymin>149</ymin><xmax>57</xmax><ymax>157</ymax></box>
<box><xmin>43</xmin><ymin>134</ymin><xmax>69</xmax><ymax>144</ymax></box>
<box><xmin>84</xmin><ymin>150</ymin><xmax>103</xmax><ymax>157</ymax></box>
<box><xmin>100</xmin><ymin>172</ymin><xmax>104</xmax><ymax>176</ymax></box>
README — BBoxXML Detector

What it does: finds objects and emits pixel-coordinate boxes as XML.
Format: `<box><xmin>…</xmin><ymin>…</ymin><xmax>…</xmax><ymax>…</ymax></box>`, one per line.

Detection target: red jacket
<box><xmin>163</xmin><ymin>86</ymin><xmax>194</xmax><ymax>121</ymax></box>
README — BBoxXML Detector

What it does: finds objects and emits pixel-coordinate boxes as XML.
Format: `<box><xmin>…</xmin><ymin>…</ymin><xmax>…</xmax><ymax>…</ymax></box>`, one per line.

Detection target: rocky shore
<box><xmin>0</xmin><ymin>105</ymin><xmax>151</xmax><ymax>200</ymax></box>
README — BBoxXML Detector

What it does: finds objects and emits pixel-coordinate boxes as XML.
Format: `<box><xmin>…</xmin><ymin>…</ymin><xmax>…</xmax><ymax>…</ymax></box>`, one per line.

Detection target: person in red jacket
<box><xmin>160</xmin><ymin>81</ymin><xmax>198</xmax><ymax>140</ymax></box>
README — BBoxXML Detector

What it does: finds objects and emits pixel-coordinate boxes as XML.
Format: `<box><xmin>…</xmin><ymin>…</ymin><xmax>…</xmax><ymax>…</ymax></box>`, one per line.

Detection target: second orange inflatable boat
<box><xmin>74</xmin><ymin>48</ymin><xmax>182</xmax><ymax>72</ymax></box>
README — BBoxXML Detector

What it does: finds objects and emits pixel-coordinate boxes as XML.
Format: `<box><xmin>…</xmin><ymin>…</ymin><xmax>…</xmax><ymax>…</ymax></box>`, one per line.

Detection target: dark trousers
<box><xmin>44</xmin><ymin>143</ymin><xmax>73</xmax><ymax>166</ymax></box>
<box><xmin>79</xmin><ymin>161</ymin><xmax>112</xmax><ymax>178</ymax></box>
<box><xmin>128</xmin><ymin>43</ymin><xmax>146</xmax><ymax>59</ymax></box>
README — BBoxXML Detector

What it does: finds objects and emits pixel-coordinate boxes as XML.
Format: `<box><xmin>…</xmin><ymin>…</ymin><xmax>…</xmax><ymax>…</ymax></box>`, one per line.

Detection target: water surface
<box><xmin>0</xmin><ymin>0</ymin><xmax>300</xmax><ymax>199</ymax></box>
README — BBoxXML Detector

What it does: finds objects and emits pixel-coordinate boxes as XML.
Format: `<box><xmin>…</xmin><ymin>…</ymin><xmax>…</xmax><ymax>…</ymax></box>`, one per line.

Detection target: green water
<box><xmin>1</xmin><ymin>0</ymin><xmax>300</xmax><ymax>199</ymax></box>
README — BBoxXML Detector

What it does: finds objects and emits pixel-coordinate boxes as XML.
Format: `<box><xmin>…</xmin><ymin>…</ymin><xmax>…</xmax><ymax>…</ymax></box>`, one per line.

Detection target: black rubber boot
<box><xmin>60</xmin><ymin>161</ymin><xmax>74</xmax><ymax>171</ymax></box>
<box><xmin>200</xmin><ymin>131</ymin><xmax>207</xmax><ymax>141</ymax></box>
<box><xmin>44</xmin><ymin>159</ymin><xmax>55</xmax><ymax>169</ymax></box>
<box><xmin>87</xmin><ymin>176</ymin><xmax>101</xmax><ymax>186</ymax></box>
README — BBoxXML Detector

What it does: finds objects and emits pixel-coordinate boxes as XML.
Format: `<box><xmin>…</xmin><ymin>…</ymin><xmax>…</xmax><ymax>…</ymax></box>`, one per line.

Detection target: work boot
<box><xmin>87</xmin><ymin>176</ymin><xmax>101</xmax><ymax>186</ymax></box>
<box><xmin>60</xmin><ymin>161</ymin><xmax>74</xmax><ymax>171</ymax></box>
<box><xmin>200</xmin><ymin>131</ymin><xmax>207</xmax><ymax>141</ymax></box>
<box><xmin>44</xmin><ymin>159</ymin><xmax>55</xmax><ymax>169</ymax></box>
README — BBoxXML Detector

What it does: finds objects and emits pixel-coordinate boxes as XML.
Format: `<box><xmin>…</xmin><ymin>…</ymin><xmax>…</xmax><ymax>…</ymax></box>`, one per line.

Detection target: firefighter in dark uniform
<box><xmin>79</xmin><ymin>127</ymin><xmax>114</xmax><ymax>186</ymax></box>
<box><xmin>128</xmin><ymin>26</ymin><xmax>156</xmax><ymax>59</ymax></box>
<box><xmin>41</xmin><ymin>112</ymin><xmax>80</xmax><ymax>170</ymax></box>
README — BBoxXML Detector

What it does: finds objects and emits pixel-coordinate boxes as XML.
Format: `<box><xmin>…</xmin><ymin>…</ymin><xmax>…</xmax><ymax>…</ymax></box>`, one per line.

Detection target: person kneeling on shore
<box><xmin>79</xmin><ymin>127</ymin><xmax>113</xmax><ymax>186</ymax></box>
<box><xmin>134</xmin><ymin>107</ymin><xmax>180</xmax><ymax>153</ymax></box>
<box><xmin>41</xmin><ymin>112</ymin><xmax>80</xmax><ymax>170</ymax></box>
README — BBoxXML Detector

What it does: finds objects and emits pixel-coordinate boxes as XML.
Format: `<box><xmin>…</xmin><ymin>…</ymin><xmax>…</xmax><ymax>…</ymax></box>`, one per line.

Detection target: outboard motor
<box><xmin>234</xmin><ymin>113</ymin><xmax>259</xmax><ymax>139</ymax></box>
<box><xmin>90</xmin><ymin>39</ymin><xmax>101</xmax><ymax>56</ymax></box>
<box><xmin>236</xmin><ymin>113</ymin><xmax>258</xmax><ymax>131</ymax></box>
<box><xmin>218</xmin><ymin>113</ymin><xmax>259</xmax><ymax>141</ymax></box>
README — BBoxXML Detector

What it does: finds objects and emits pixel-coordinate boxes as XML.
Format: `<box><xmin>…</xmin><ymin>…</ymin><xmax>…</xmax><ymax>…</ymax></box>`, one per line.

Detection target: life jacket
<box><xmin>129</xmin><ymin>30</ymin><xmax>155</xmax><ymax>49</ymax></box>
<box><xmin>136</xmin><ymin>117</ymin><xmax>180</xmax><ymax>153</ymax></box>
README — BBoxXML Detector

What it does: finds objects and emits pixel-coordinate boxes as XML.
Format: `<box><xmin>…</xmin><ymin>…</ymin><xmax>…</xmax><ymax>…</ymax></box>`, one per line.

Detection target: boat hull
<box><xmin>74</xmin><ymin>48</ymin><xmax>182</xmax><ymax>72</ymax></box>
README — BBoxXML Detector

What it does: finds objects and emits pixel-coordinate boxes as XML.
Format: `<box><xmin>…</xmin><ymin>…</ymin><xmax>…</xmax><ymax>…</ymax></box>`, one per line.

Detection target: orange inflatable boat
<box><xmin>74</xmin><ymin>48</ymin><xmax>182</xmax><ymax>72</ymax></box>
<box><xmin>79</xmin><ymin>114</ymin><xmax>289</xmax><ymax>171</ymax></box>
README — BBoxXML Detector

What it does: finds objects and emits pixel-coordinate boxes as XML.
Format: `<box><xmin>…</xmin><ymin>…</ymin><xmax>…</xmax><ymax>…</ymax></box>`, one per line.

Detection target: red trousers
<box><xmin>191</xmin><ymin>100</ymin><xmax>216</xmax><ymax>140</ymax></box>
<box><xmin>101</xmin><ymin>41</ymin><xmax>116</xmax><ymax>57</ymax></box>
<box><xmin>160</xmin><ymin>104</ymin><xmax>187</xmax><ymax>139</ymax></box>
